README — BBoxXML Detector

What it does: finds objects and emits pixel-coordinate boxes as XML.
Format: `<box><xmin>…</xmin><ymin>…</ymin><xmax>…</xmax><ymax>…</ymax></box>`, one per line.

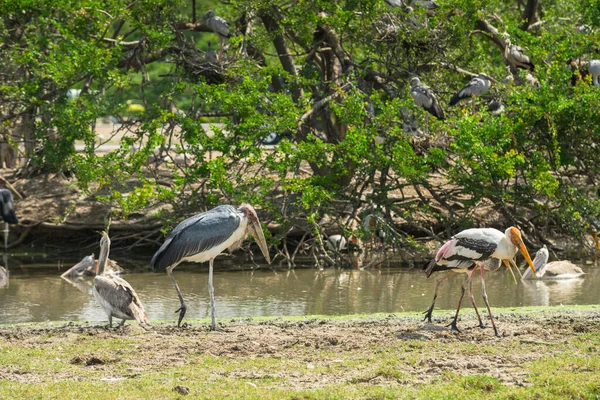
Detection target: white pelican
<box><xmin>449</xmin><ymin>73</ymin><xmax>491</xmax><ymax>106</ymax></box>
<box><xmin>410</xmin><ymin>77</ymin><xmax>445</xmax><ymax>121</ymax></box>
<box><xmin>424</xmin><ymin>227</ymin><xmax>536</xmax><ymax>336</ymax></box>
<box><xmin>522</xmin><ymin>246</ymin><xmax>585</xmax><ymax>280</ymax></box>
<box><xmin>93</xmin><ymin>232</ymin><xmax>148</xmax><ymax>328</ymax></box>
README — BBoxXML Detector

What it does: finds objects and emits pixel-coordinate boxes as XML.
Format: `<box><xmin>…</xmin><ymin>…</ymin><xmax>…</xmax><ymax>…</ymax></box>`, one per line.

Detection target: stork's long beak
<box><xmin>593</xmin><ymin>232</ymin><xmax>600</xmax><ymax>250</ymax></box>
<box><xmin>502</xmin><ymin>259</ymin><xmax>518</xmax><ymax>285</ymax></box>
<box><xmin>510</xmin><ymin>258</ymin><xmax>523</xmax><ymax>278</ymax></box>
<box><xmin>249</xmin><ymin>220</ymin><xmax>271</xmax><ymax>264</ymax></box>
<box><xmin>517</xmin><ymin>240</ymin><xmax>536</xmax><ymax>276</ymax></box>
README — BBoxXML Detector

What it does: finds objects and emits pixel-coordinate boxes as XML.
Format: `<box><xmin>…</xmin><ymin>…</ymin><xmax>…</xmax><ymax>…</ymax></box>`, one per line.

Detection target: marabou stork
<box><xmin>449</xmin><ymin>73</ymin><xmax>491</xmax><ymax>106</ymax></box>
<box><xmin>202</xmin><ymin>10</ymin><xmax>230</xmax><ymax>60</ymax></box>
<box><xmin>150</xmin><ymin>204</ymin><xmax>271</xmax><ymax>330</ymax></box>
<box><xmin>522</xmin><ymin>246</ymin><xmax>585</xmax><ymax>280</ymax></box>
<box><xmin>410</xmin><ymin>77</ymin><xmax>445</xmax><ymax>121</ymax></box>
<box><xmin>93</xmin><ymin>232</ymin><xmax>148</xmax><ymax>328</ymax></box>
<box><xmin>424</xmin><ymin>227</ymin><xmax>537</xmax><ymax>336</ymax></box>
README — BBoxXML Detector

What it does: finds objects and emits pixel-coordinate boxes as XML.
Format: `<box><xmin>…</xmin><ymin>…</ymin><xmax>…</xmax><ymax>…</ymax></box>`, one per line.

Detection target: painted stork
<box><xmin>150</xmin><ymin>204</ymin><xmax>271</xmax><ymax>330</ymax></box>
<box><xmin>410</xmin><ymin>77</ymin><xmax>445</xmax><ymax>121</ymax></box>
<box><xmin>201</xmin><ymin>10</ymin><xmax>230</xmax><ymax>60</ymax></box>
<box><xmin>504</xmin><ymin>41</ymin><xmax>535</xmax><ymax>71</ymax></box>
<box><xmin>93</xmin><ymin>232</ymin><xmax>148</xmax><ymax>328</ymax></box>
<box><xmin>522</xmin><ymin>246</ymin><xmax>585</xmax><ymax>280</ymax></box>
<box><xmin>424</xmin><ymin>227</ymin><xmax>537</xmax><ymax>336</ymax></box>
<box><xmin>449</xmin><ymin>73</ymin><xmax>491</xmax><ymax>106</ymax></box>
<box><xmin>589</xmin><ymin>60</ymin><xmax>600</xmax><ymax>86</ymax></box>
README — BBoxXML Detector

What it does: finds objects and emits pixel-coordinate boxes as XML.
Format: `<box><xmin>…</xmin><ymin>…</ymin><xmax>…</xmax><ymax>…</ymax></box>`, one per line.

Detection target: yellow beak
<box><xmin>502</xmin><ymin>259</ymin><xmax>518</xmax><ymax>285</ymax></box>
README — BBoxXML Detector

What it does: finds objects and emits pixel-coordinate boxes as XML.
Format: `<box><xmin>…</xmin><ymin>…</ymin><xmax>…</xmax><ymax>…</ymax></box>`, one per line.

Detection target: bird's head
<box><xmin>507</xmin><ymin>227</ymin><xmax>536</xmax><ymax>276</ymax></box>
<box><xmin>409</xmin><ymin>77</ymin><xmax>421</xmax><ymax>87</ymax></box>
<box><xmin>239</xmin><ymin>204</ymin><xmax>271</xmax><ymax>264</ymax></box>
<box><xmin>533</xmin><ymin>245</ymin><xmax>549</xmax><ymax>271</ymax></box>
<box><xmin>202</xmin><ymin>10</ymin><xmax>216</xmax><ymax>21</ymax></box>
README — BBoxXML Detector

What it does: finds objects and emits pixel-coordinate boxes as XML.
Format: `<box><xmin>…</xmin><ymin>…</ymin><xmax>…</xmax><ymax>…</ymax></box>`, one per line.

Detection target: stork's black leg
<box><xmin>480</xmin><ymin>266</ymin><xmax>500</xmax><ymax>337</ymax></box>
<box><xmin>167</xmin><ymin>265</ymin><xmax>187</xmax><ymax>327</ymax></box>
<box><xmin>468</xmin><ymin>272</ymin><xmax>486</xmax><ymax>328</ymax></box>
<box><xmin>423</xmin><ymin>270</ymin><xmax>456</xmax><ymax>323</ymax></box>
<box><xmin>448</xmin><ymin>265</ymin><xmax>479</xmax><ymax>333</ymax></box>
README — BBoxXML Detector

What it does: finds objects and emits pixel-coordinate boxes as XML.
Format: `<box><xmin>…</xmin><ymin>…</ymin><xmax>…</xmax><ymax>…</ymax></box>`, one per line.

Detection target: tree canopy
<box><xmin>1</xmin><ymin>0</ymin><xmax>600</xmax><ymax>261</ymax></box>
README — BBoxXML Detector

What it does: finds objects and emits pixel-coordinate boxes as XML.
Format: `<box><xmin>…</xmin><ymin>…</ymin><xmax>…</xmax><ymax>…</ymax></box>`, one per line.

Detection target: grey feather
<box><xmin>150</xmin><ymin>205</ymin><xmax>241</xmax><ymax>271</ymax></box>
<box><xmin>93</xmin><ymin>275</ymin><xmax>148</xmax><ymax>323</ymax></box>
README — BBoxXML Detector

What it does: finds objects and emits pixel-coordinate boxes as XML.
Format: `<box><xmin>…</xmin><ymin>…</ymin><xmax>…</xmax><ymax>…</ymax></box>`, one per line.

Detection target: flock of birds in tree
<box><xmin>1</xmin><ymin>5</ymin><xmax>598</xmax><ymax>335</ymax></box>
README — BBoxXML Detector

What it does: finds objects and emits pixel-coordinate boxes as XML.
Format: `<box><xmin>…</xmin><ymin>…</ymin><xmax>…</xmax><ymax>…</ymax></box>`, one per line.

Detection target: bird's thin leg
<box><xmin>208</xmin><ymin>259</ymin><xmax>216</xmax><ymax>331</ymax></box>
<box><xmin>108</xmin><ymin>314</ymin><xmax>113</xmax><ymax>329</ymax></box>
<box><xmin>468</xmin><ymin>272</ymin><xmax>485</xmax><ymax>328</ymax></box>
<box><xmin>480</xmin><ymin>266</ymin><xmax>500</xmax><ymax>337</ymax></box>
<box><xmin>166</xmin><ymin>264</ymin><xmax>187</xmax><ymax>327</ymax></box>
<box><xmin>423</xmin><ymin>270</ymin><xmax>456</xmax><ymax>323</ymax></box>
<box><xmin>3</xmin><ymin>222</ymin><xmax>8</xmax><ymax>252</ymax></box>
<box><xmin>118</xmin><ymin>319</ymin><xmax>126</xmax><ymax>328</ymax></box>
<box><xmin>218</xmin><ymin>37</ymin><xmax>224</xmax><ymax>62</ymax></box>
<box><xmin>448</xmin><ymin>265</ymin><xmax>479</xmax><ymax>333</ymax></box>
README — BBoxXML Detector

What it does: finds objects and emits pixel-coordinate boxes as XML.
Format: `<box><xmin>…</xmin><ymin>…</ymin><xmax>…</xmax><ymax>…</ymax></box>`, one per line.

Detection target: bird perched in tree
<box><xmin>588</xmin><ymin>59</ymin><xmax>600</xmax><ymax>86</ymax></box>
<box><xmin>449</xmin><ymin>73</ymin><xmax>491</xmax><ymax>106</ymax></box>
<box><xmin>504</xmin><ymin>40</ymin><xmax>535</xmax><ymax>71</ymax></box>
<box><xmin>522</xmin><ymin>246</ymin><xmax>585</xmax><ymax>280</ymax></box>
<box><xmin>410</xmin><ymin>0</ymin><xmax>438</xmax><ymax>9</ymax></box>
<box><xmin>383</xmin><ymin>0</ymin><xmax>403</xmax><ymax>7</ymax></box>
<box><xmin>424</xmin><ymin>227</ymin><xmax>537</xmax><ymax>336</ymax></box>
<box><xmin>93</xmin><ymin>232</ymin><xmax>148</xmax><ymax>328</ymax></box>
<box><xmin>151</xmin><ymin>204</ymin><xmax>271</xmax><ymax>330</ymax></box>
<box><xmin>410</xmin><ymin>77</ymin><xmax>445</xmax><ymax>120</ymax></box>
<box><xmin>202</xmin><ymin>10</ymin><xmax>230</xmax><ymax>60</ymax></box>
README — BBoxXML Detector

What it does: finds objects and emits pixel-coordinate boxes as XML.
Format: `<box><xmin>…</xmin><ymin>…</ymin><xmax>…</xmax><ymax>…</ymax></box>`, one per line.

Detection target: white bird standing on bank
<box><xmin>93</xmin><ymin>232</ymin><xmax>148</xmax><ymax>328</ymax></box>
<box><xmin>522</xmin><ymin>246</ymin><xmax>585</xmax><ymax>280</ymax></box>
<box><xmin>588</xmin><ymin>60</ymin><xmax>600</xmax><ymax>86</ymax></box>
<box><xmin>151</xmin><ymin>204</ymin><xmax>271</xmax><ymax>330</ymax></box>
<box><xmin>410</xmin><ymin>77</ymin><xmax>445</xmax><ymax>121</ymax></box>
<box><xmin>449</xmin><ymin>73</ymin><xmax>492</xmax><ymax>106</ymax></box>
<box><xmin>424</xmin><ymin>227</ymin><xmax>537</xmax><ymax>336</ymax></box>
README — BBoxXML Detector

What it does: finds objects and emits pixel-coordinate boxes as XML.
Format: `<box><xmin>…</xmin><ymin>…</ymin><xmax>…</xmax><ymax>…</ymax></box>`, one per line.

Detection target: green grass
<box><xmin>1</xmin><ymin>305</ymin><xmax>600</xmax><ymax>399</ymax></box>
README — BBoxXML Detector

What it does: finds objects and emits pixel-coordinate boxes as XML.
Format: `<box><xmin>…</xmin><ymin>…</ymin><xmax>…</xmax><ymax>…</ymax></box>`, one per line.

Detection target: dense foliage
<box><xmin>1</xmin><ymin>0</ymin><xmax>600</xmax><ymax>260</ymax></box>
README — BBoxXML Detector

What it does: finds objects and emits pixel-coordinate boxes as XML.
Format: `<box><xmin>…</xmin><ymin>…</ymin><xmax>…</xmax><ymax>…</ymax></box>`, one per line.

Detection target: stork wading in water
<box><xmin>150</xmin><ymin>204</ymin><xmax>271</xmax><ymax>330</ymax></box>
<box><xmin>424</xmin><ymin>227</ymin><xmax>537</xmax><ymax>337</ymax></box>
<box><xmin>410</xmin><ymin>77</ymin><xmax>445</xmax><ymax>121</ymax></box>
<box><xmin>522</xmin><ymin>246</ymin><xmax>585</xmax><ymax>280</ymax></box>
<box><xmin>449</xmin><ymin>73</ymin><xmax>491</xmax><ymax>106</ymax></box>
<box><xmin>93</xmin><ymin>232</ymin><xmax>148</xmax><ymax>328</ymax></box>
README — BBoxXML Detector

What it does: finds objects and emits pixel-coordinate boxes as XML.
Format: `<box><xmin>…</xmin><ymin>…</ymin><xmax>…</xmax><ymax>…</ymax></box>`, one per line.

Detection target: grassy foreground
<box><xmin>1</xmin><ymin>306</ymin><xmax>600</xmax><ymax>399</ymax></box>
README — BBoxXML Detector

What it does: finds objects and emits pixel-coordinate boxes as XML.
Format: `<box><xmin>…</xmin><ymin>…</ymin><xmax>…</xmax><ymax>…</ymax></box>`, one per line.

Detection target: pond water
<box><xmin>1</xmin><ymin>255</ymin><xmax>599</xmax><ymax>325</ymax></box>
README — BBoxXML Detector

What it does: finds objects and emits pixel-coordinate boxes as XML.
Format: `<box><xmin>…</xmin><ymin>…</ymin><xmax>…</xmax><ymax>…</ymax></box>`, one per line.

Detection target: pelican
<box><xmin>410</xmin><ymin>77</ymin><xmax>445</xmax><ymax>121</ymax></box>
<box><xmin>504</xmin><ymin>41</ymin><xmax>535</xmax><ymax>71</ymax></box>
<box><xmin>522</xmin><ymin>246</ymin><xmax>585</xmax><ymax>280</ymax></box>
<box><xmin>150</xmin><ymin>204</ymin><xmax>271</xmax><ymax>330</ymax></box>
<box><xmin>424</xmin><ymin>227</ymin><xmax>536</xmax><ymax>336</ymax></box>
<box><xmin>201</xmin><ymin>10</ymin><xmax>230</xmax><ymax>60</ymax></box>
<box><xmin>93</xmin><ymin>232</ymin><xmax>148</xmax><ymax>328</ymax></box>
<box><xmin>589</xmin><ymin>60</ymin><xmax>600</xmax><ymax>86</ymax></box>
<box><xmin>449</xmin><ymin>73</ymin><xmax>491</xmax><ymax>106</ymax></box>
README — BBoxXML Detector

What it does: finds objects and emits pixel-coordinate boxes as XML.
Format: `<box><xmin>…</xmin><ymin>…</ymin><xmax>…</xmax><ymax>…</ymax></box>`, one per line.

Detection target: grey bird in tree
<box><xmin>150</xmin><ymin>204</ymin><xmax>271</xmax><ymax>330</ymax></box>
<box><xmin>383</xmin><ymin>0</ymin><xmax>403</xmax><ymax>7</ymax></box>
<box><xmin>410</xmin><ymin>77</ymin><xmax>445</xmax><ymax>120</ymax></box>
<box><xmin>449</xmin><ymin>73</ymin><xmax>492</xmax><ymax>106</ymax></box>
<box><xmin>522</xmin><ymin>246</ymin><xmax>585</xmax><ymax>280</ymax></box>
<box><xmin>504</xmin><ymin>40</ymin><xmax>535</xmax><ymax>71</ymax></box>
<box><xmin>93</xmin><ymin>232</ymin><xmax>149</xmax><ymax>328</ymax></box>
<box><xmin>202</xmin><ymin>10</ymin><xmax>230</xmax><ymax>60</ymax></box>
<box><xmin>589</xmin><ymin>60</ymin><xmax>600</xmax><ymax>86</ymax></box>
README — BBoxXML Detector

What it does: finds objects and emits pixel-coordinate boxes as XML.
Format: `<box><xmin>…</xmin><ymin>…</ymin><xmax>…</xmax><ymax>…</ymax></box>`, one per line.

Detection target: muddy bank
<box><xmin>1</xmin><ymin>307</ymin><xmax>600</xmax><ymax>398</ymax></box>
